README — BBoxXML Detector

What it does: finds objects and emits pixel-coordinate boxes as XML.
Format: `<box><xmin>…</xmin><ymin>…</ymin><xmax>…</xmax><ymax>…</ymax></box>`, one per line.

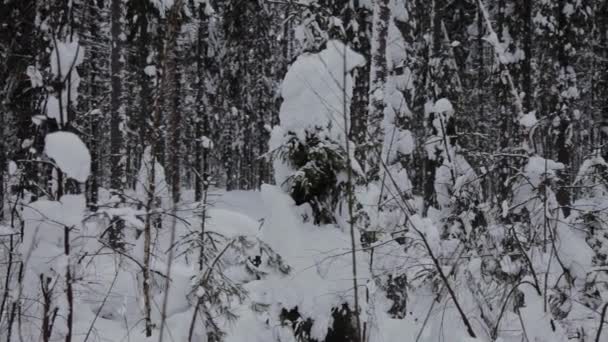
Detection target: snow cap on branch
<box><xmin>44</xmin><ymin>131</ymin><xmax>91</xmax><ymax>182</ymax></box>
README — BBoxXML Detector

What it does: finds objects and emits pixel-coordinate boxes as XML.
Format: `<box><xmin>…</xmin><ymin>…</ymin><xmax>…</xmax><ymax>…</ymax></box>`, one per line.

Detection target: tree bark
<box><xmin>109</xmin><ymin>0</ymin><xmax>125</xmax><ymax>247</ymax></box>
<box><xmin>367</xmin><ymin>0</ymin><xmax>390</xmax><ymax>180</ymax></box>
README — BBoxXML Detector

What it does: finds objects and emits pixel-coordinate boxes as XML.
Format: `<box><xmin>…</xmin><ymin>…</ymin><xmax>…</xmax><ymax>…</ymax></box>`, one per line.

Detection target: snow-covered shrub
<box><xmin>270</xmin><ymin>39</ymin><xmax>365</xmax><ymax>224</ymax></box>
<box><xmin>275</xmin><ymin>129</ymin><xmax>350</xmax><ymax>223</ymax></box>
<box><xmin>570</xmin><ymin>154</ymin><xmax>608</xmax><ymax>311</ymax></box>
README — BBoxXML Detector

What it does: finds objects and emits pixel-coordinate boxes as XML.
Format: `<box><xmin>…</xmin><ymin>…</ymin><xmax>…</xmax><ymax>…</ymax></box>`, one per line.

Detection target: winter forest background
<box><xmin>1</xmin><ymin>0</ymin><xmax>608</xmax><ymax>341</ymax></box>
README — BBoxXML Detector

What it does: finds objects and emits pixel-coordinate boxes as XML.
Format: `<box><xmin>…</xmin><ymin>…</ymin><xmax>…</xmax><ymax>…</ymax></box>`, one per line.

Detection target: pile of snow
<box><xmin>44</xmin><ymin>131</ymin><xmax>91</xmax><ymax>182</ymax></box>
<box><xmin>16</xmin><ymin>195</ymin><xmax>90</xmax><ymax>341</ymax></box>
<box><xmin>21</xmin><ymin>195</ymin><xmax>86</xmax><ymax>271</ymax></box>
<box><xmin>237</xmin><ymin>185</ymin><xmax>370</xmax><ymax>340</ymax></box>
<box><xmin>275</xmin><ymin>40</ymin><xmax>365</xmax><ymax>148</ymax></box>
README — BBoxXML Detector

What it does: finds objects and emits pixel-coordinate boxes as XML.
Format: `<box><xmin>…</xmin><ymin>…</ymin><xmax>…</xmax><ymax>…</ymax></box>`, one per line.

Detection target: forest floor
<box><xmin>58</xmin><ymin>189</ymin><xmax>268</xmax><ymax>342</ymax></box>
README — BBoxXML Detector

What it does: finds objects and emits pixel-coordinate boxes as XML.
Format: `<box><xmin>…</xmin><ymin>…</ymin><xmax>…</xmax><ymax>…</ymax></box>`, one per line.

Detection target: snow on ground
<box><xmin>8</xmin><ymin>185</ymin><xmax>597</xmax><ymax>341</ymax></box>
<box><xmin>41</xmin><ymin>187</ymin><xmax>377</xmax><ymax>342</ymax></box>
<box><xmin>212</xmin><ymin>189</ymin><xmax>268</xmax><ymax>222</ymax></box>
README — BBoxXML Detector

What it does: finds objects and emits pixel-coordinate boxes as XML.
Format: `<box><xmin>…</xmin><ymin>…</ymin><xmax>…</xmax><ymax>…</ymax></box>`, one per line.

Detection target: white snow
<box><xmin>26</xmin><ymin>65</ymin><xmax>43</xmax><ymax>88</ymax></box>
<box><xmin>525</xmin><ymin>155</ymin><xmax>564</xmax><ymax>184</ymax></box>
<box><xmin>44</xmin><ymin>131</ymin><xmax>91</xmax><ymax>182</ymax></box>
<box><xmin>276</xmin><ymin>40</ymin><xmax>365</xmax><ymax>149</ymax></box>
<box><xmin>135</xmin><ymin>146</ymin><xmax>169</xmax><ymax>206</ymax></box>
<box><xmin>201</xmin><ymin>135</ymin><xmax>213</xmax><ymax>149</ymax></box>
<box><xmin>32</xmin><ymin>114</ymin><xmax>47</xmax><ymax>125</ymax></box>
<box><xmin>251</xmin><ymin>185</ymin><xmax>370</xmax><ymax>340</ymax></box>
<box><xmin>47</xmin><ymin>38</ymin><xmax>85</xmax><ymax>124</ymax></box>
<box><xmin>144</xmin><ymin>65</ymin><xmax>157</xmax><ymax>76</ymax></box>
<box><xmin>151</xmin><ymin>0</ymin><xmax>176</xmax><ymax>17</ymax></box>
<box><xmin>433</xmin><ymin>98</ymin><xmax>454</xmax><ymax>115</ymax></box>
<box><xmin>519</xmin><ymin>110</ymin><xmax>538</xmax><ymax>128</ymax></box>
<box><xmin>8</xmin><ymin>160</ymin><xmax>17</xmax><ymax>175</ymax></box>
<box><xmin>0</xmin><ymin>225</ymin><xmax>14</xmax><ymax>235</ymax></box>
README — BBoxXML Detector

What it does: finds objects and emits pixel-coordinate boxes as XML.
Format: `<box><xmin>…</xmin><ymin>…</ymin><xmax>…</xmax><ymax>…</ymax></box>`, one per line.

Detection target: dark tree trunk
<box><xmin>109</xmin><ymin>0</ymin><xmax>124</xmax><ymax>247</ymax></box>
<box><xmin>521</xmin><ymin>0</ymin><xmax>533</xmax><ymax>112</ymax></box>
<box><xmin>555</xmin><ymin>0</ymin><xmax>572</xmax><ymax>217</ymax></box>
<box><xmin>110</xmin><ymin>0</ymin><xmax>124</xmax><ymax>191</ymax></box>
<box><xmin>167</xmin><ymin>26</ymin><xmax>182</xmax><ymax>204</ymax></box>
<box><xmin>194</xmin><ymin>5</ymin><xmax>208</xmax><ymax>201</ymax></box>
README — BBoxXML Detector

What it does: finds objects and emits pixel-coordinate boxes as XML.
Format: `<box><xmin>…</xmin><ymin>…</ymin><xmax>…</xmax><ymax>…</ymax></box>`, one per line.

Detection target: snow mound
<box><xmin>255</xmin><ymin>184</ymin><xmax>369</xmax><ymax>340</ymax></box>
<box><xmin>207</xmin><ymin>208</ymin><xmax>260</xmax><ymax>237</ymax></box>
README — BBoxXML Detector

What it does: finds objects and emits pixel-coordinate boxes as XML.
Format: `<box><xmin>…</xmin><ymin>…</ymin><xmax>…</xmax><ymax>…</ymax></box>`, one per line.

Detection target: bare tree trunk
<box><xmin>0</xmin><ymin>234</ymin><xmax>14</xmax><ymax>325</ymax></box>
<box><xmin>555</xmin><ymin>0</ymin><xmax>572</xmax><ymax>217</ymax></box>
<box><xmin>194</xmin><ymin>4</ymin><xmax>209</xmax><ymax>201</ymax></box>
<box><xmin>168</xmin><ymin>60</ymin><xmax>182</xmax><ymax>204</ymax></box>
<box><xmin>521</xmin><ymin>0</ymin><xmax>532</xmax><ymax>112</ymax></box>
<box><xmin>110</xmin><ymin>0</ymin><xmax>124</xmax><ymax>190</ymax></box>
<box><xmin>109</xmin><ymin>0</ymin><xmax>124</xmax><ymax>247</ymax></box>
<box><xmin>167</xmin><ymin>6</ymin><xmax>183</xmax><ymax>204</ymax></box>
<box><xmin>598</xmin><ymin>0</ymin><xmax>608</xmax><ymax>158</ymax></box>
<box><xmin>40</xmin><ymin>274</ymin><xmax>53</xmax><ymax>342</ymax></box>
<box><xmin>342</xmin><ymin>40</ymin><xmax>362</xmax><ymax>342</ymax></box>
<box><xmin>88</xmin><ymin>113</ymin><xmax>100</xmax><ymax>210</ymax></box>
<box><xmin>64</xmin><ymin>226</ymin><xmax>73</xmax><ymax>342</ymax></box>
<box><xmin>0</xmin><ymin>102</ymin><xmax>4</xmax><ymax>221</ymax></box>
<box><xmin>143</xmin><ymin>172</ymin><xmax>154</xmax><ymax>336</ymax></box>
<box><xmin>134</xmin><ymin>7</ymin><xmax>152</xmax><ymax>190</ymax></box>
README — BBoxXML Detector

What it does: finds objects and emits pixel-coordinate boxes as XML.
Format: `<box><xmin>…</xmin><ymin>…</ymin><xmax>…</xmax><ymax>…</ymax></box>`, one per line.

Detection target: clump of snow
<box><xmin>574</xmin><ymin>154</ymin><xmax>608</xmax><ymax>185</ymax></box>
<box><xmin>276</xmin><ymin>40</ymin><xmax>365</xmax><ymax>149</ymax></box>
<box><xmin>151</xmin><ymin>0</ymin><xmax>175</xmax><ymax>17</ymax></box>
<box><xmin>47</xmin><ymin>38</ymin><xmax>85</xmax><ymax>124</ymax></box>
<box><xmin>144</xmin><ymin>65</ymin><xmax>157</xmax><ymax>76</ymax></box>
<box><xmin>426</xmin><ymin>98</ymin><xmax>455</xmax><ymax>141</ymax></box>
<box><xmin>44</xmin><ymin>131</ymin><xmax>91</xmax><ymax>182</ymax></box>
<box><xmin>519</xmin><ymin>111</ymin><xmax>538</xmax><ymax>128</ymax></box>
<box><xmin>555</xmin><ymin>219</ymin><xmax>594</xmax><ymax>281</ymax></box>
<box><xmin>50</xmin><ymin>38</ymin><xmax>84</xmax><ymax>80</ymax></box>
<box><xmin>32</xmin><ymin>114</ymin><xmax>47</xmax><ymax>125</ymax></box>
<box><xmin>511</xmin><ymin>155</ymin><xmax>564</xmax><ymax>226</ymax></box>
<box><xmin>26</xmin><ymin>65</ymin><xmax>43</xmax><ymax>88</ymax></box>
<box><xmin>201</xmin><ymin>135</ymin><xmax>214</xmax><ymax>149</ymax></box>
<box><xmin>524</xmin><ymin>155</ymin><xmax>564</xmax><ymax>186</ymax></box>
<box><xmin>433</xmin><ymin>98</ymin><xmax>454</xmax><ymax>115</ymax></box>
<box><xmin>8</xmin><ymin>160</ymin><xmax>17</xmax><ymax>175</ymax></box>
<box><xmin>385</xmin><ymin>128</ymin><xmax>414</xmax><ymax>159</ymax></box>
<box><xmin>563</xmin><ymin>3</ymin><xmax>575</xmax><ymax>17</ymax></box>
<box><xmin>135</xmin><ymin>146</ymin><xmax>169</xmax><ymax>206</ymax></box>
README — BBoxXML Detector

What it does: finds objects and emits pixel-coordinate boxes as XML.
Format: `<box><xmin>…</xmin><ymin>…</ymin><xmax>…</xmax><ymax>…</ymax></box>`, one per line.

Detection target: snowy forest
<box><xmin>1</xmin><ymin>0</ymin><xmax>608</xmax><ymax>341</ymax></box>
